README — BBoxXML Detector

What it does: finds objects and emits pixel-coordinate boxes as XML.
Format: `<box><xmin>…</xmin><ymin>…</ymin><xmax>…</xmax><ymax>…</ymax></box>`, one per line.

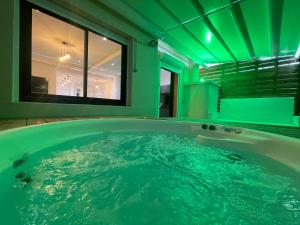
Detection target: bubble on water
<box><xmin>2</xmin><ymin>132</ymin><xmax>300</xmax><ymax>225</ymax></box>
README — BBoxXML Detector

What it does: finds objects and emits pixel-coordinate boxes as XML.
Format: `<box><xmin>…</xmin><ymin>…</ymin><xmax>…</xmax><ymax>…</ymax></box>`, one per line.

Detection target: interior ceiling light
<box><xmin>205</xmin><ymin>31</ymin><xmax>212</xmax><ymax>43</ymax></box>
<box><xmin>295</xmin><ymin>45</ymin><xmax>300</xmax><ymax>59</ymax></box>
<box><xmin>59</xmin><ymin>41</ymin><xmax>71</xmax><ymax>62</ymax></box>
<box><xmin>102</xmin><ymin>37</ymin><xmax>107</xmax><ymax>41</ymax></box>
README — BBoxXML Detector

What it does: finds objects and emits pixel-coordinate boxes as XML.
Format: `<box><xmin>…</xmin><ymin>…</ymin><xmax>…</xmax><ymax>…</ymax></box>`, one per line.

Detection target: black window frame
<box><xmin>19</xmin><ymin>0</ymin><xmax>127</xmax><ymax>106</ymax></box>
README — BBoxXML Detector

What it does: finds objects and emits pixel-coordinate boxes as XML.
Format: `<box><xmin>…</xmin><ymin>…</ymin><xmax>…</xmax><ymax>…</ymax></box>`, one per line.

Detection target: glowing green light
<box><xmin>295</xmin><ymin>45</ymin><xmax>300</xmax><ymax>59</ymax></box>
<box><xmin>205</xmin><ymin>31</ymin><xmax>212</xmax><ymax>43</ymax></box>
<box><xmin>200</xmin><ymin>78</ymin><xmax>205</xmax><ymax>82</ymax></box>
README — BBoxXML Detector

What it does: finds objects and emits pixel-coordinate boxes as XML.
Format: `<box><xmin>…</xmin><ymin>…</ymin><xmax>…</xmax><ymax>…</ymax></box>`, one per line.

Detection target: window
<box><xmin>20</xmin><ymin>1</ymin><xmax>127</xmax><ymax>105</ymax></box>
<box><xmin>31</xmin><ymin>10</ymin><xmax>85</xmax><ymax>97</ymax></box>
<box><xmin>87</xmin><ymin>32</ymin><xmax>122</xmax><ymax>100</ymax></box>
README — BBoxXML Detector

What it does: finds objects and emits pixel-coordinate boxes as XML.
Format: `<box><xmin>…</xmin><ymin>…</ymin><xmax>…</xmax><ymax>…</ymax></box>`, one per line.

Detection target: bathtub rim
<box><xmin>0</xmin><ymin>118</ymin><xmax>300</xmax><ymax>174</ymax></box>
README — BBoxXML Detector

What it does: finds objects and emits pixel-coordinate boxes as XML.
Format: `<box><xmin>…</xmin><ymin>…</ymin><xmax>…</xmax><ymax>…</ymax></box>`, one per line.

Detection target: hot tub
<box><xmin>0</xmin><ymin>119</ymin><xmax>300</xmax><ymax>225</ymax></box>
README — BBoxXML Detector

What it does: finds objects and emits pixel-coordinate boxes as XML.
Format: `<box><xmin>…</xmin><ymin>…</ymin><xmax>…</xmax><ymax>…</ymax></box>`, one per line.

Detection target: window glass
<box><xmin>22</xmin><ymin>2</ymin><xmax>127</xmax><ymax>105</ymax></box>
<box><xmin>87</xmin><ymin>32</ymin><xmax>122</xmax><ymax>100</ymax></box>
<box><xmin>31</xmin><ymin>9</ymin><xmax>84</xmax><ymax>97</ymax></box>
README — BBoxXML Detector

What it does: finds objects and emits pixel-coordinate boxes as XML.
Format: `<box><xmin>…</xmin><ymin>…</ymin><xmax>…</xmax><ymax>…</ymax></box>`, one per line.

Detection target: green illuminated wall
<box><xmin>0</xmin><ymin>0</ymin><xmax>196</xmax><ymax>119</ymax></box>
<box><xmin>219</xmin><ymin>97</ymin><xmax>295</xmax><ymax>125</ymax></box>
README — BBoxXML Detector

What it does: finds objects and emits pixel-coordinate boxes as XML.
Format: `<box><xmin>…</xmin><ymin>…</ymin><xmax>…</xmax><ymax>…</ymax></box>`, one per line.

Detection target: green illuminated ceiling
<box><xmin>98</xmin><ymin>0</ymin><xmax>300</xmax><ymax>65</ymax></box>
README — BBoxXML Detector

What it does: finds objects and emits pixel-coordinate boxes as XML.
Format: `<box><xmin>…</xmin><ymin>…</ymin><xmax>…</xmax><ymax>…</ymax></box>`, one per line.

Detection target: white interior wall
<box><xmin>160</xmin><ymin>69</ymin><xmax>171</xmax><ymax>86</ymax></box>
<box><xmin>32</xmin><ymin>60</ymin><xmax>57</xmax><ymax>94</ymax></box>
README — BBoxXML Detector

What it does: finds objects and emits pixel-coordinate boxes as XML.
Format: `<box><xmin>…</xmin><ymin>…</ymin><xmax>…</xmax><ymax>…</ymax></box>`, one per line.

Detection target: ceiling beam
<box><xmin>270</xmin><ymin>0</ymin><xmax>284</xmax><ymax>57</ymax></box>
<box><xmin>162</xmin><ymin>37</ymin><xmax>208</xmax><ymax>68</ymax></box>
<box><xmin>156</xmin><ymin>0</ymin><xmax>220</xmax><ymax>63</ymax></box>
<box><xmin>190</xmin><ymin>0</ymin><xmax>238</xmax><ymax>63</ymax></box>
<box><xmin>230</xmin><ymin>0</ymin><xmax>256</xmax><ymax>59</ymax></box>
<box><xmin>108</xmin><ymin>0</ymin><xmax>208</xmax><ymax>66</ymax></box>
<box><xmin>164</xmin><ymin>0</ymin><xmax>246</xmax><ymax>32</ymax></box>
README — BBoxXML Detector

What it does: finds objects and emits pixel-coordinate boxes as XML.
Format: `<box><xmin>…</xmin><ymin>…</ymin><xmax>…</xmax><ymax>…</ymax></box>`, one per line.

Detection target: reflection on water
<box><xmin>1</xmin><ymin>131</ymin><xmax>300</xmax><ymax>225</ymax></box>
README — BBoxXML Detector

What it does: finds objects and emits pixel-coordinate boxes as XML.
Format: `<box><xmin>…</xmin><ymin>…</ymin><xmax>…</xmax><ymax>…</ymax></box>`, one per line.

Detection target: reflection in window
<box><xmin>87</xmin><ymin>32</ymin><xmax>122</xmax><ymax>100</ymax></box>
<box><xmin>31</xmin><ymin>9</ymin><xmax>84</xmax><ymax>96</ymax></box>
<box><xmin>21</xmin><ymin>1</ymin><xmax>127</xmax><ymax>105</ymax></box>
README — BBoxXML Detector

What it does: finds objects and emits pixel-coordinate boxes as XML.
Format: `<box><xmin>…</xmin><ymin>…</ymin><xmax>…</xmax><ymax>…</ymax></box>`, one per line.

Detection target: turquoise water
<box><xmin>0</xmin><ymin>131</ymin><xmax>300</xmax><ymax>225</ymax></box>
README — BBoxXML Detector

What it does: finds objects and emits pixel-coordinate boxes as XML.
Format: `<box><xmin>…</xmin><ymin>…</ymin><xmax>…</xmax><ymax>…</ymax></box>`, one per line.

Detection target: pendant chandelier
<box><xmin>59</xmin><ymin>41</ymin><xmax>71</xmax><ymax>62</ymax></box>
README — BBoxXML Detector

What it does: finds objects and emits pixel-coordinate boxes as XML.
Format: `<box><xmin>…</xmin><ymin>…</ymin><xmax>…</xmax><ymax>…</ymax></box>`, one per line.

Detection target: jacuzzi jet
<box><xmin>12</xmin><ymin>153</ymin><xmax>28</xmax><ymax>168</ymax></box>
<box><xmin>13</xmin><ymin>175</ymin><xmax>32</xmax><ymax>189</ymax></box>
<box><xmin>208</xmin><ymin>125</ymin><xmax>216</xmax><ymax>130</ymax></box>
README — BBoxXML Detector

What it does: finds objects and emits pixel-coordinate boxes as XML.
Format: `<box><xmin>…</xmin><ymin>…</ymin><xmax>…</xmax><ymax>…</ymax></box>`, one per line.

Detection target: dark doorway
<box><xmin>160</xmin><ymin>68</ymin><xmax>178</xmax><ymax>117</ymax></box>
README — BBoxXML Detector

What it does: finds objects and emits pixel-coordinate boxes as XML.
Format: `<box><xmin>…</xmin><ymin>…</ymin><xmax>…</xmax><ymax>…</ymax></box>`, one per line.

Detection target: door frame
<box><xmin>159</xmin><ymin>68</ymin><xmax>178</xmax><ymax>118</ymax></box>
<box><xmin>157</xmin><ymin>55</ymin><xmax>185</xmax><ymax>118</ymax></box>
<box><xmin>169</xmin><ymin>71</ymin><xmax>178</xmax><ymax>117</ymax></box>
